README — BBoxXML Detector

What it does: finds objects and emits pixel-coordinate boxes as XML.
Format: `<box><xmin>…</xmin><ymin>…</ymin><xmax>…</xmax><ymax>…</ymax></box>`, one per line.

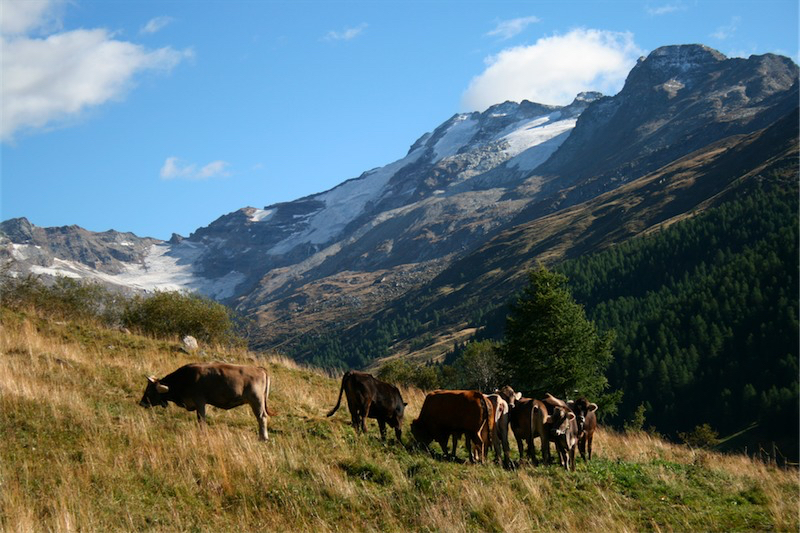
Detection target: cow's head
<box><xmin>495</xmin><ymin>385</ymin><xmax>522</xmax><ymax>409</ymax></box>
<box><xmin>566</xmin><ymin>398</ymin><xmax>598</xmax><ymax>434</ymax></box>
<box><xmin>139</xmin><ymin>376</ymin><xmax>169</xmax><ymax>408</ymax></box>
<box><xmin>549</xmin><ymin>405</ymin><xmax>576</xmax><ymax>439</ymax></box>
<box><xmin>410</xmin><ymin>418</ymin><xmax>432</xmax><ymax>447</ymax></box>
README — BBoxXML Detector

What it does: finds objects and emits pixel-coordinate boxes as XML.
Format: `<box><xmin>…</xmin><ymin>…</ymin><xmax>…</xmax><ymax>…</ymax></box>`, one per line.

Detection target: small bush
<box><xmin>0</xmin><ymin>271</ymin><xmax>124</xmax><ymax>325</ymax></box>
<box><xmin>679</xmin><ymin>423</ymin><xmax>719</xmax><ymax>449</ymax></box>
<box><xmin>122</xmin><ymin>291</ymin><xmax>239</xmax><ymax>345</ymax></box>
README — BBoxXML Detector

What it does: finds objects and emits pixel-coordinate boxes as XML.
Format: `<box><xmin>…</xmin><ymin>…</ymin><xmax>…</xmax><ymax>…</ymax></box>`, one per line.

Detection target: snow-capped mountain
<box><xmin>2</xmin><ymin>45</ymin><xmax>797</xmax><ymax>349</ymax></box>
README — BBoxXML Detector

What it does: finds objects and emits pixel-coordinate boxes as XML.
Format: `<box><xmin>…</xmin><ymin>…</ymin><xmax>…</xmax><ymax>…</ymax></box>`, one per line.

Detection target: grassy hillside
<box><xmin>2</xmin><ymin>311</ymin><xmax>798</xmax><ymax>532</ymax></box>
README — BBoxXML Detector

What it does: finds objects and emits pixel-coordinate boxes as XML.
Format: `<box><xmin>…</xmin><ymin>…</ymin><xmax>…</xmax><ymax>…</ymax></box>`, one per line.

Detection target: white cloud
<box><xmin>486</xmin><ymin>16</ymin><xmax>540</xmax><ymax>40</ymax></box>
<box><xmin>0</xmin><ymin>0</ymin><xmax>64</xmax><ymax>35</ymax></box>
<box><xmin>711</xmin><ymin>17</ymin><xmax>740</xmax><ymax>41</ymax></box>
<box><xmin>462</xmin><ymin>28</ymin><xmax>643</xmax><ymax>110</ymax></box>
<box><xmin>646</xmin><ymin>3</ymin><xmax>686</xmax><ymax>16</ymax></box>
<box><xmin>160</xmin><ymin>157</ymin><xmax>231</xmax><ymax>180</ymax></box>
<box><xmin>324</xmin><ymin>23</ymin><xmax>367</xmax><ymax>41</ymax></box>
<box><xmin>141</xmin><ymin>16</ymin><xmax>174</xmax><ymax>35</ymax></box>
<box><xmin>1</xmin><ymin>2</ymin><xmax>190</xmax><ymax>142</ymax></box>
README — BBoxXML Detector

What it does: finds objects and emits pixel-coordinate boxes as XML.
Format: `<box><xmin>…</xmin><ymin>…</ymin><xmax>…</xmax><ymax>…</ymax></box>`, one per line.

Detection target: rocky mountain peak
<box><xmin>0</xmin><ymin>217</ymin><xmax>35</xmax><ymax>243</ymax></box>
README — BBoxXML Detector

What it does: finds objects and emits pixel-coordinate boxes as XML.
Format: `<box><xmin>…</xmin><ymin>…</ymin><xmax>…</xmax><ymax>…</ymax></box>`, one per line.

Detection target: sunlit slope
<box><xmin>1</xmin><ymin>312</ymin><xmax>797</xmax><ymax>532</ymax></box>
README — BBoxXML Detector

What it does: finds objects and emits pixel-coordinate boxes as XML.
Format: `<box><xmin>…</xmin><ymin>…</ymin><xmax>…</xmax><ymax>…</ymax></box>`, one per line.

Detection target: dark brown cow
<box><xmin>497</xmin><ymin>386</ymin><xmax>552</xmax><ymax>466</ymax></box>
<box><xmin>411</xmin><ymin>390</ymin><xmax>494</xmax><ymax>463</ymax></box>
<box><xmin>568</xmin><ymin>398</ymin><xmax>598</xmax><ymax>461</ymax></box>
<box><xmin>139</xmin><ymin>362</ymin><xmax>275</xmax><ymax>441</ymax></box>
<box><xmin>326</xmin><ymin>371</ymin><xmax>406</xmax><ymax>442</ymax></box>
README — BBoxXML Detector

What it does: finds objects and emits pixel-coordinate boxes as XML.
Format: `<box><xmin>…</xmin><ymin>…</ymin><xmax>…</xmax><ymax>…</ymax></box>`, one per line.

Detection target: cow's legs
<box><xmin>377</xmin><ymin>419</ymin><xmax>387</xmax><ymax>441</ymax></box>
<box><xmin>468</xmin><ymin>432</ymin><xmax>484</xmax><ymax>464</ymax></box>
<box><xmin>515</xmin><ymin>435</ymin><xmax>526</xmax><ymax>463</ymax></box>
<box><xmin>360</xmin><ymin>400</ymin><xmax>371</xmax><ymax>433</ymax></box>
<box><xmin>530</xmin><ymin>436</ymin><xmax>539</xmax><ymax>466</ymax></box>
<box><xmin>540</xmin><ymin>436</ymin><xmax>551</xmax><ymax>465</ymax></box>
<box><xmin>250</xmin><ymin>401</ymin><xmax>269</xmax><ymax>441</ymax></box>
<box><xmin>195</xmin><ymin>402</ymin><xmax>207</xmax><ymax>424</ymax></box>
<box><xmin>587</xmin><ymin>434</ymin><xmax>593</xmax><ymax>460</ymax></box>
<box><xmin>578</xmin><ymin>435</ymin><xmax>587</xmax><ymax>461</ymax></box>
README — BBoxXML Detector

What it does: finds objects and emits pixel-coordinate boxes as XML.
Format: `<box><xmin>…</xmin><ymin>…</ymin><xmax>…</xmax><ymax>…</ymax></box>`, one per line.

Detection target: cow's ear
<box><xmin>156</xmin><ymin>383</ymin><xmax>169</xmax><ymax>394</ymax></box>
<box><xmin>567</xmin><ymin>412</ymin><xmax>576</xmax><ymax>421</ymax></box>
<box><xmin>514</xmin><ymin>392</ymin><xmax>522</xmax><ymax>400</ymax></box>
<box><xmin>589</xmin><ymin>403</ymin><xmax>598</xmax><ymax>412</ymax></box>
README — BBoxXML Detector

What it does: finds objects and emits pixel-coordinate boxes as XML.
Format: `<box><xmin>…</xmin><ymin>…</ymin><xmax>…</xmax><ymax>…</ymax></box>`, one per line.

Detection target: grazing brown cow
<box><xmin>326</xmin><ymin>371</ymin><xmax>406</xmax><ymax>442</ymax></box>
<box><xmin>543</xmin><ymin>393</ymin><xmax>578</xmax><ymax>471</ymax></box>
<box><xmin>411</xmin><ymin>390</ymin><xmax>494</xmax><ymax>463</ymax></box>
<box><xmin>568</xmin><ymin>398</ymin><xmax>598</xmax><ymax>461</ymax></box>
<box><xmin>139</xmin><ymin>362</ymin><xmax>275</xmax><ymax>441</ymax></box>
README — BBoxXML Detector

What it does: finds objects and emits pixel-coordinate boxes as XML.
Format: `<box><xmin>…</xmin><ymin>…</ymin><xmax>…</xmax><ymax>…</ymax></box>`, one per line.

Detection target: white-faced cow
<box><xmin>139</xmin><ymin>362</ymin><xmax>275</xmax><ymax>441</ymax></box>
<box><xmin>568</xmin><ymin>397</ymin><xmax>598</xmax><ymax>461</ymax></box>
<box><xmin>411</xmin><ymin>390</ymin><xmax>494</xmax><ymax>463</ymax></box>
<box><xmin>543</xmin><ymin>393</ymin><xmax>578</xmax><ymax>471</ymax></box>
<box><xmin>484</xmin><ymin>393</ymin><xmax>512</xmax><ymax>468</ymax></box>
<box><xmin>326</xmin><ymin>371</ymin><xmax>406</xmax><ymax>442</ymax></box>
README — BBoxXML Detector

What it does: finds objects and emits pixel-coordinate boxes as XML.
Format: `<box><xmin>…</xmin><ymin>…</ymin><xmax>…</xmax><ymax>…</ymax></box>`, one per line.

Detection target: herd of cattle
<box><xmin>139</xmin><ymin>363</ymin><xmax>597</xmax><ymax>471</ymax></box>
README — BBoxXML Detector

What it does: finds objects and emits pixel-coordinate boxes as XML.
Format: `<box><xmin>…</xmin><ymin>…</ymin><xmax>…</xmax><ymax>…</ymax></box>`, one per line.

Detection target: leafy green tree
<box><xmin>451</xmin><ymin>340</ymin><xmax>501</xmax><ymax>391</ymax></box>
<box><xmin>498</xmin><ymin>265</ymin><xmax>615</xmax><ymax>400</ymax></box>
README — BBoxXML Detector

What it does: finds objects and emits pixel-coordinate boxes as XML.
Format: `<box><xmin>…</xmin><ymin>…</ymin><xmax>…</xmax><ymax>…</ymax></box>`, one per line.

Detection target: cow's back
<box><xmin>164</xmin><ymin>363</ymin><xmax>267</xmax><ymax>409</ymax></box>
<box><xmin>416</xmin><ymin>390</ymin><xmax>487</xmax><ymax>434</ymax></box>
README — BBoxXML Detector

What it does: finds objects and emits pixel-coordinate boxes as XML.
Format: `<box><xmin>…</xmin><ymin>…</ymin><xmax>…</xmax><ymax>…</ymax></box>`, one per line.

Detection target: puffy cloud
<box><xmin>486</xmin><ymin>16</ymin><xmax>540</xmax><ymax>40</ymax></box>
<box><xmin>462</xmin><ymin>28</ymin><xmax>643</xmax><ymax>110</ymax></box>
<box><xmin>1</xmin><ymin>2</ymin><xmax>189</xmax><ymax>142</ymax></box>
<box><xmin>324</xmin><ymin>23</ymin><xmax>367</xmax><ymax>41</ymax></box>
<box><xmin>141</xmin><ymin>16</ymin><xmax>174</xmax><ymax>35</ymax></box>
<box><xmin>0</xmin><ymin>0</ymin><xmax>63</xmax><ymax>35</ymax></box>
<box><xmin>160</xmin><ymin>157</ymin><xmax>231</xmax><ymax>180</ymax></box>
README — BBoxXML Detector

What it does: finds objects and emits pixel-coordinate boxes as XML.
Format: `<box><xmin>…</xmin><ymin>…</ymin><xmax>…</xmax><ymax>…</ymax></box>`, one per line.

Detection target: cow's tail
<box><xmin>262</xmin><ymin>368</ymin><xmax>276</xmax><ymax>417</ymax></box>
<box><xmin>326</xmin><ymin>371</ymin><xmax>349</xmax><ymax>417</ymax></box>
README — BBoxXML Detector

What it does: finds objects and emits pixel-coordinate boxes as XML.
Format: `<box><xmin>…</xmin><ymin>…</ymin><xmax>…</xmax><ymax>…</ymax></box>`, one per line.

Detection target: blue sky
<box><xmin>2</xmin><ymin>0</ymin><xmax>797</xmax><ymax>240</ymax></box>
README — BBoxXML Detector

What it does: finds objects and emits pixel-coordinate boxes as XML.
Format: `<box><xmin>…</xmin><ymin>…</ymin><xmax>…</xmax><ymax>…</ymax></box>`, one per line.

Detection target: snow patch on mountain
<box><xmin>433</xmin><ymin>115</ymin><xmax>478</xmax><ymax>160</ymax></box>
<box><xmin>502</xmin><ymin>114</ymin><xmax>578</xmax><ymax>171</ymax></box>
<box><xmin>268</xmin><ymin>146</ymin><xmax>427</xmax><ymax>255</ymax></box>
<box><xmin>27</xmin><ymin>241</ymin><xmax>245</xmax><ymax>299</ymax></box>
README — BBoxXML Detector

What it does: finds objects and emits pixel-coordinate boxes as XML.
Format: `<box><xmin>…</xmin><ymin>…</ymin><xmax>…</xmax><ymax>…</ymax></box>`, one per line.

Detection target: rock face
<box><xmin>1</xmin><ymin>44</ymin><xmax>797</xmax><ymax>349</ymax></box>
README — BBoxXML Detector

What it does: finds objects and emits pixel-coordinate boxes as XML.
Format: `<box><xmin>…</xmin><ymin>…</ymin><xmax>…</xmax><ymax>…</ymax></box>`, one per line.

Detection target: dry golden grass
<box><xmin>1</xmin><ymin>311</ymin><xmax>797</xmax><ymax>532</ymax></box>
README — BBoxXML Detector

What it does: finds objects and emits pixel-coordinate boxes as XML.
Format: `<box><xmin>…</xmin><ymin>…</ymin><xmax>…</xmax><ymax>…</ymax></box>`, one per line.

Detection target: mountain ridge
<box><xmin>2</xmin><ymin>44</ymin><xmax>797</xmax><ymax>364</ymax></box>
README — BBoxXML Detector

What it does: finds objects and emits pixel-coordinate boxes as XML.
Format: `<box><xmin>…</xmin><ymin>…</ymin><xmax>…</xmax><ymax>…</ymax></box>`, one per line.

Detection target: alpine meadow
<box><xmin>2</xmin><ymin>4</ymin><xmax>800</xmax><ymax>530</ymax></box>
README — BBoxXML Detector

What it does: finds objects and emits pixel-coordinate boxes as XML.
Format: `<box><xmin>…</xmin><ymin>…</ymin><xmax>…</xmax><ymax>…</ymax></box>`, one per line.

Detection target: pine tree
<box><xmin>498</xmin><ymin>265</ymin><xmax>615</xmax><ymax>399</ymax></box>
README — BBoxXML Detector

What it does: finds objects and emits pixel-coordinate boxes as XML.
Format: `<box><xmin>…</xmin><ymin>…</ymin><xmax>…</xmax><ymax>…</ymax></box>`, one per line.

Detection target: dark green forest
<box><xmin>558</xmin><ymin>175</ymin><xmax>798</xmax><ymax>457</ymax></box>
<box><xmin>290</xmin><ymin>173</ymin><xmax>798</xmax><ymax>457</ymax></box>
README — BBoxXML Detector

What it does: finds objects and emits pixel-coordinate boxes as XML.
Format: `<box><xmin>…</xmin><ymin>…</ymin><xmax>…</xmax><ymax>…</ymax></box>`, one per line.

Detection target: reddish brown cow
<box><xmin>411</xmin><ymin>390</ymin><xmax>494</xmax><ymax>463</ymax></box>
<box><xmin>568</xmin><ymin>398</ymin><xmax>598</xmax><ymax>461</ymax></box>
<box><xmin>326</xmin><ymin>371</ymin><xmax>406</xmax><ymax>442</ymax></box>
<box><xmin>139</xmin><ymin>362</ymin><xmax>275</xmax><ymax>441</ymax></box>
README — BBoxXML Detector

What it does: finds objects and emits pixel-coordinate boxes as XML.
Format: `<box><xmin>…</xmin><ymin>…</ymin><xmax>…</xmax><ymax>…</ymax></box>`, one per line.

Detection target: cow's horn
<box><xmin>156</xmin><ymin>383</ymin><xmax>169</xmax><ymax>394</ymax></box>
<box><xmin>147</xmin><ymin>375</ymin><xmax>157</xmax><ymax>383</ymax></box>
